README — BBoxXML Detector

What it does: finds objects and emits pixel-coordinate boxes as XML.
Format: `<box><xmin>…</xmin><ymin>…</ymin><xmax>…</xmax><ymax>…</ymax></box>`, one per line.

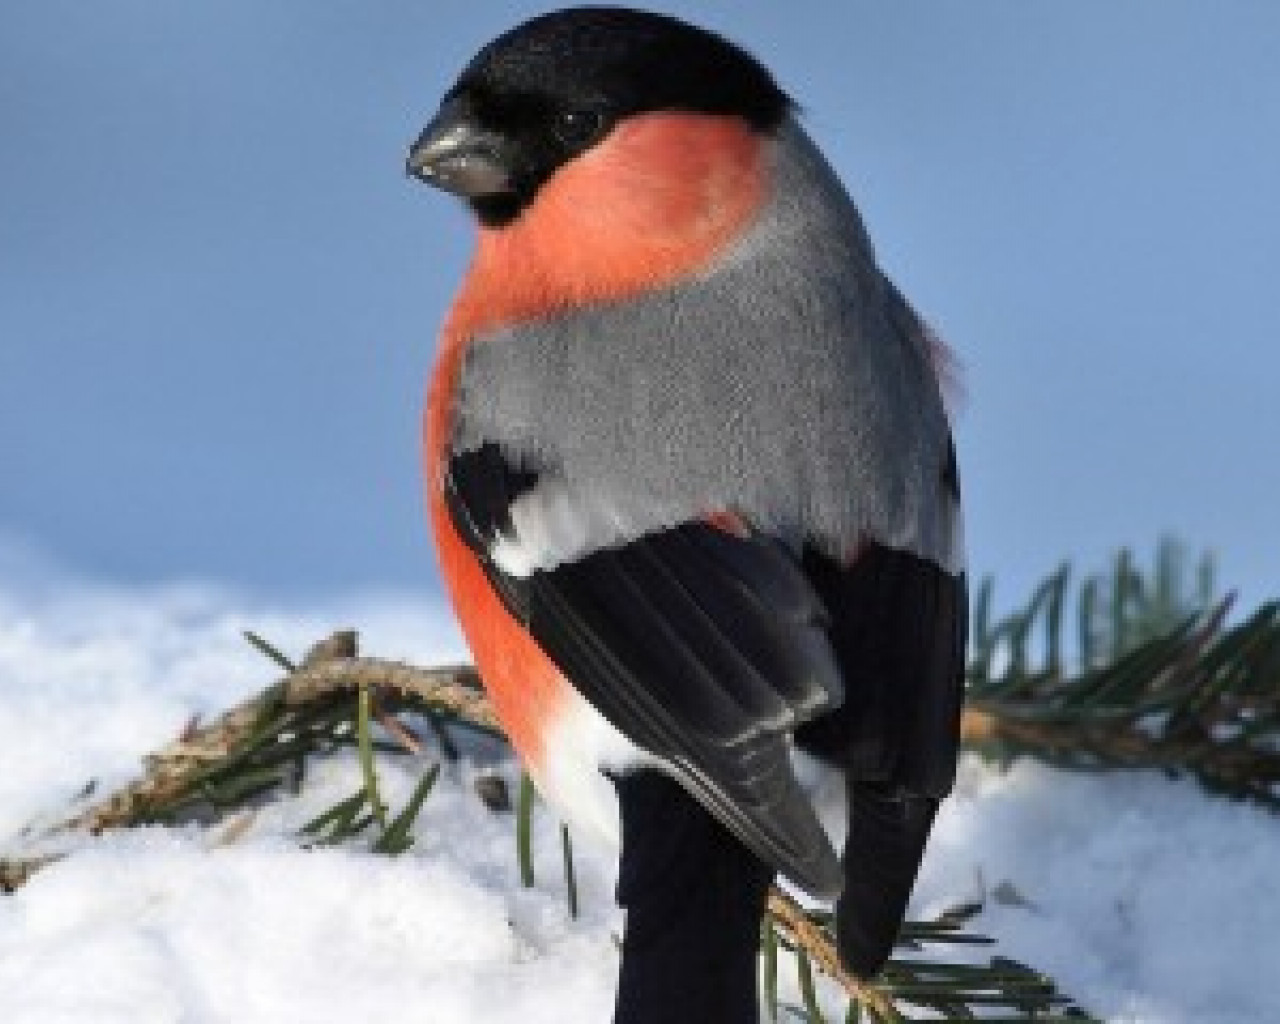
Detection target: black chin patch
<box><xmin>470</xmin><ymin>192</ymin><xmax>527</xmax><ymax>228</ymax></box>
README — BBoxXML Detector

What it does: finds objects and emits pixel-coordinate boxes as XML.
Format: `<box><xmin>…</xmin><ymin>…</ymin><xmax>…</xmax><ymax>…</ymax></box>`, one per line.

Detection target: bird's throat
<box><xmin>447</xmin><ymin>112</ymin><xmax>771</xmax><ymax>338</ymax></box>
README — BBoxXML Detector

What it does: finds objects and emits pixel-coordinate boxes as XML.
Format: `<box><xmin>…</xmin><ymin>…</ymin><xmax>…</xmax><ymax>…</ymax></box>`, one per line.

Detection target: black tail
<box><xmin>837</xmin><ymin>784</ymin><xmax>938</xmax><ymax>977</ymax></box>
<box><xmin>796</xmin><ymin>541</ymin><xmax>968</xmax><ymax>978</ymax></box>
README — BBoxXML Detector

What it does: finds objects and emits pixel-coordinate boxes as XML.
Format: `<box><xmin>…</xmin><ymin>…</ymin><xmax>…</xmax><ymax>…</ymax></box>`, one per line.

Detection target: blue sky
<box><xmin>2</xmin><ymin>2</ymin><xmax>1277</xmax><ymax>611</ymax></box>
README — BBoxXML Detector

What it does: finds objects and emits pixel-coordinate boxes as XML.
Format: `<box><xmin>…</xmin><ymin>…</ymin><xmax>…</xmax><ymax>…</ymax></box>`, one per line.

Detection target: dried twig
<box><xmin>0</xmin><ymin>641</ymin><xmax>488</xmax><ymax>872</ymax></box>
<box><xmin>766</xmin><ymin>887</ymin><xmax>901</xmax><ymax>1021</ymax></box>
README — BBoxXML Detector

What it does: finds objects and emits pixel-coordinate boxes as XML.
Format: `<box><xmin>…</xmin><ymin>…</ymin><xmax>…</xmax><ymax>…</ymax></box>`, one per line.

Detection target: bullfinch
<box><xmin>407</xmin><ymin>8</ymin><xmax>966</xmax><ymax>1021</ymax></box>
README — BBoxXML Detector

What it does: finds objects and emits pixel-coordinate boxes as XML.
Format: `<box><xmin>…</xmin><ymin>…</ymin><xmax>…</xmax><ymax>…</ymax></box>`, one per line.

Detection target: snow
<box><xmin>1</xmin><ymin>576</ymin><xmax>1278</xmax><ymax>1023</ymax></box>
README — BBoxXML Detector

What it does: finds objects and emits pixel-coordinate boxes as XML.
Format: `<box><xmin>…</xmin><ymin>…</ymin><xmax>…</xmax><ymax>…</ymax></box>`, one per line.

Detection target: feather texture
<box><xmin>445</xmin><ymin>444</ymin><xmax>845</xmax><ymax>897</ymax></box>
<box><xmin>452</xmin><ymin>119</ymin><xmax>962</xmax><ymax>577</ymax></box>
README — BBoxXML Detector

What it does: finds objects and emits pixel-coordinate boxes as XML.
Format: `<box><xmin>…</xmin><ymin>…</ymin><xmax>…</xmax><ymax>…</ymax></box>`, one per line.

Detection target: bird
<box><xmin>407</xmin><ymin>8</ymin><xmax>966</xmax><ymax>1021</ymax></box>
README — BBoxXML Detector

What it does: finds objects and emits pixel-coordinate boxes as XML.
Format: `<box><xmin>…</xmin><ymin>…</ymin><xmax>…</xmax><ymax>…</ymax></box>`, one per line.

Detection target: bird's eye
<box><xmin>553</xmin><ymin>109</ymin><xmax>607</xmax><ymax>149</ymax></box>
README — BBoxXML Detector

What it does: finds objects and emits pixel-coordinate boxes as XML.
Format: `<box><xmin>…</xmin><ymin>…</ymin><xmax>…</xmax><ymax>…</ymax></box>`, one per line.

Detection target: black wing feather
<box><xmin>528</xmin><ymin>531</ymin><xmax>845</xmax><ymax>898</ymax></box>
<box><xmin>445</xmin><ymin>445</ymin><xmax>845</xmax><ymax>898</ymax></box>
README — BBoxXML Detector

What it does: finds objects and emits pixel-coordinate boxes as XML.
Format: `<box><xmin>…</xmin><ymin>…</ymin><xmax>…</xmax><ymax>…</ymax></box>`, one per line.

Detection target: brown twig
<box><xmin>766</xmin><ymin>887</ymin><xmax>903</xmax><ymax>1021</ymax></box>
<box><xmin>2</xmin><ymin>639</ymin><xmax>487</xmax><ymax>860</ymax></box>
<box><xmin>0</xmin><ymin>853</ymin><xmax>61</xmax><ymax>892</ymax></box>
<box><xmin>373</xmin><ymin>699</ymin><xmax>426</xmax><ymax>755</ymax></box>
<box><xmin>285</xmin><ymin>658</ymin><xmax>494</xmax><ymax>731</ymax></box>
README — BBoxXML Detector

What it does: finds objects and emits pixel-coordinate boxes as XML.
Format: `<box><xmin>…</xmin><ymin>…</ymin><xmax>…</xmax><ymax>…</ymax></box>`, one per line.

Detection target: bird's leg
<box><xmin>611</xmin><ymin>770</ymin><xmax>774</xmax><ymax>1024</ymax></box>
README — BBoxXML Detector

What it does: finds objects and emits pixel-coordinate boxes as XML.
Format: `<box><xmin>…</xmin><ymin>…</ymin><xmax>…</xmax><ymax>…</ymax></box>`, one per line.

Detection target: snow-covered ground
<box><xmin>1</xmin><ymin>575</ymin><xmax>1277</xmax><ymax>1023</ymax></box>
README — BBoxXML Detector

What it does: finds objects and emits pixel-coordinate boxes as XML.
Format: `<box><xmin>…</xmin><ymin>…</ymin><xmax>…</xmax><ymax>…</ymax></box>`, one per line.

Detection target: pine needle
<box><xmin>762</xmin><ymin>919</ymin><xmax>780</xmax><ymax>1022</ymax></box>
<box><xmin>796</xmin><ymin>950</ymin><xmax>827</xmax><ymax>1023</ymax></box>
<box><xmin>517</xmin><ymin>771</ymin><xmax>536</xmax><ymax>888</ymax></box>
<box><xmin>373</xmin><ymin>762</ymin><xmax>441</xmax><ymax>855</ymax></box>
<box><xmin>242</xmin><ymin>630</ymin><xmax>297</xmax><ymax>672</ymax></box>
<box><xmin>356</xmin><ymin>686</ymin><xmax>388</xmax><ymax>828</ymax></box>
<box><xmin>560</xmin><ymin>823</ymin><xmax>579</xmax><ymax>919</ymax></box>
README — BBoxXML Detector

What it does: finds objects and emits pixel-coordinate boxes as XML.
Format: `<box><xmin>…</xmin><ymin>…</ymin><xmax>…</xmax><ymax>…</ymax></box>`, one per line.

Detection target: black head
<box><xmin>407</xmin><ymin>7</ymin><xmax>792</xmax><ymax>227</ymax></box>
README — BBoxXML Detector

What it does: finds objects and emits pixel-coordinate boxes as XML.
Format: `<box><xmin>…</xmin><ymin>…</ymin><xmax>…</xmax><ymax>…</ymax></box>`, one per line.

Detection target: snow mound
<box><xmin>1</xmin><ymin>580</ymin><xmax>1277</xmax><ymax>1023</ymax></box>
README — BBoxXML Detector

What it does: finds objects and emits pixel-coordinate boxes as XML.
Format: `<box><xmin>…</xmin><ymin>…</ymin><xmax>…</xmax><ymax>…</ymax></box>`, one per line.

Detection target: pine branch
<box><xmin>763</xmin><ymin>890</ymin><xmax>1090</xmax><ymax>1022</ymax></box>
<box><xmin>966</xmin><ymin>540</ymin><xmax>1280</xmax><ymax>808</ymax></box>
<box><xmin>1</xmin><ymin>635</ymin><xmax>491</xmax><ymax>879</ymax></box>
<box><xmin>766</xmin><ymin>887</ymin><xmax>898</xmax><ymax>1021</ymax></box>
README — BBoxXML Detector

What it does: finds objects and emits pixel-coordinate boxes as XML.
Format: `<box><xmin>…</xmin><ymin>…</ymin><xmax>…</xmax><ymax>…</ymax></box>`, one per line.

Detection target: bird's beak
<box><xmin>406</xmin><ymin>98</ymin><xmax>515</xmax><ymax>198</ymax></box>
